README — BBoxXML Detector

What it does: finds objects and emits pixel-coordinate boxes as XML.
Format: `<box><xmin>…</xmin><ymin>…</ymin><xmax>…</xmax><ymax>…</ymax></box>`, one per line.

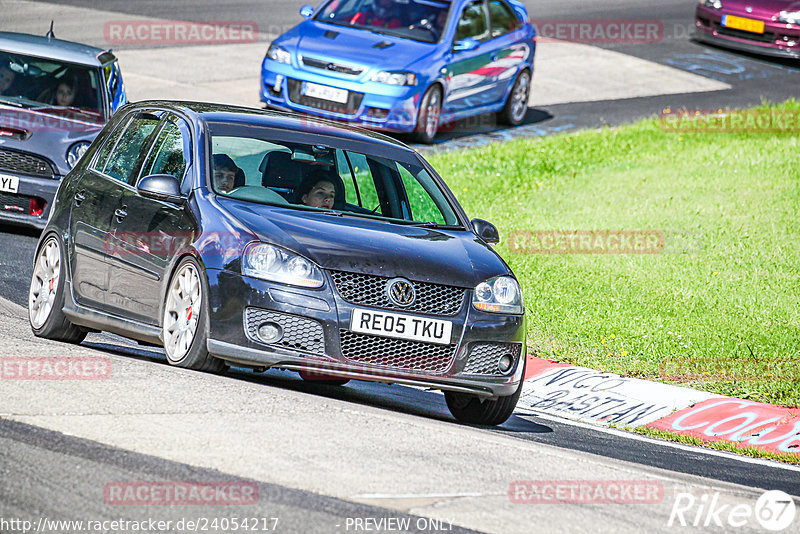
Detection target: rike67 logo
<box><xmin>668</xmin><ymin>490</ymin><xmax>796</xmax><ymax>531</ymax></box>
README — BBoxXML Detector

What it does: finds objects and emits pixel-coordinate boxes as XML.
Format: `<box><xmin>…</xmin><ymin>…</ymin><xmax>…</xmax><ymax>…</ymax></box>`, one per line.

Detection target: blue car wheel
<box><xmin>413</xmin><ymin>85</ymin><xmax>442</xmax><ymax>144</ymax></box>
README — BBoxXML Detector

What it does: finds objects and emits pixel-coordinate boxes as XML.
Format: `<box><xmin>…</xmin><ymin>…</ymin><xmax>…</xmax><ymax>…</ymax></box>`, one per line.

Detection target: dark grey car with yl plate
<box><xmin>28</xmin><ymin>101</ymin><xmax>527</xmax><ymax>425</ymax></box>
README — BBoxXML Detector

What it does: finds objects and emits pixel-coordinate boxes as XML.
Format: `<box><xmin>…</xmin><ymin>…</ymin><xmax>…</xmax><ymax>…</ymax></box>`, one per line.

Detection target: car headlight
<box><xmin>472</xmin><ymin>276</ymin><xmax>524</xmax><ymax>315</ymax></box>
<box><xmin>371</xmin><ymin>71</ymin><xmax>418</xmax><ymax>86</ymax></box>
<box><xmin>700</xmin><ymin>0</ymin><xmax>722</xmax><ymax>9</ymax></box>
<box><xmin>266</xmin><ymin>43</ymin><xmax>292</xmax><ymax>65</ymax></box>
<box><xmin>241</xmin><ymin>242</ymin><xmax>324</xmax><ymax>288</ymax></box>
<box><xmin>779</xmin><ymin>10</ymin><xmax>800</xmax><ymax>24</ymax></box>
<box><xmin>66</xmin><ymin>141</ymin><xmax>90</xmax><ymax>169</ymax></box>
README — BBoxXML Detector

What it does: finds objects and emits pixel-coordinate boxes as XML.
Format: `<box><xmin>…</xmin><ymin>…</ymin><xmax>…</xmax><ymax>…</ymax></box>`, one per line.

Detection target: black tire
<box><xmin>412</xmin><ymin>85</ymin><xmax>442</xmax><ymax>144</ymax></box>
<box><xmin>497</xmin><ymin>69</ymin><xmax>531</xmax><ymax>126</ymax></box>
<box><xmin>162</xmin><ymin>256</ymin><xmax>226</xmax><ymax>373</ymax></box>
<box><xmin>28</xmin><ymin>234</ymin><xmax>87</xmax><ymax>343</ymax></box>
<box><xmin>298</xmin><ymin>370</ymin><xmax>350</xmax><ymax>386</ymax></box>
<box><xmin>445</xmin><ymin>358</ymin><xmax>526</xmax><ymax>426</ymax></box>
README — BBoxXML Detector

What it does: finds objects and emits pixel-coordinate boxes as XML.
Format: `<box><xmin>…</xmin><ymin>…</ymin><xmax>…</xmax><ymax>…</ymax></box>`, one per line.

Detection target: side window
<box><xmin>342</xmin><ymin>151</ymin><xmax>381</xmax><ymax>214</ymax></box>
<box><xmin>100</xmin><ymin>114</ymin><xmax>160</xmax><ymax>183</ymax></box>
<box><xmin>140</xmin><ymin>120</ymin><xmax>189</xmax><ymax>184</ymax></box>
<box><xmin>92</xmin><ymin>116</ymin><xmax>129</xmax><ymax>174</ymax></box>
<box><xmin>489</xmin><ymin>0</ymin><xmax>519</xmax><ymax>38</ymax></box>
<box><xmin>396</xmin><ymin>164</ymin><xmax>448</xmax><ymax>225</ymax></box>
<box><xmin>455</xmin><ymin>0</ymin><xmax>488</xmax><ymax>42</ymax></box>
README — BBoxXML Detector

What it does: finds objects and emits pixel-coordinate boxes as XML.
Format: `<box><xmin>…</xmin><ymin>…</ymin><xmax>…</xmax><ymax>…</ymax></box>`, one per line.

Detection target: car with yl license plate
<box><xmin>29</xmin><ymin>101</ymin><xmax>527</xmax><ymax>426</ymax></box>
<box><xmin>0</xmin><ymin>31</ymin><xmax>126</xmax><ymax>229</ymax></box>
<box><xmin>261</xmin><ymin>0</ymin><xmax>535</xmax><ymax>144</ymax></box>
<box><xmin>695</xmin><ymin>0</ymin><xmax>800</xmax><ymax>58</ymax></box>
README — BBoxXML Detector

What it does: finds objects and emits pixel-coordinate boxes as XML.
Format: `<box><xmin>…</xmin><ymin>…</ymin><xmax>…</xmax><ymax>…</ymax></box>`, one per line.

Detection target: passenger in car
<box><xmin>38</xmin><ymin>68</ymin><xmax>88</xmax><ymax>107</ymax></box>
<box><xmin>0</xmin><ymin>59</ymin><xmax>18</xmax><ymax>95</ymax></box>
<box><xmin>212</xmin><ymin>154</ymin><xmax>240</xmax><ymax>194</ymax></box>
<box><xmin>296</xmin><ymin>170</ymin><xmax>337</xmax><ymax>209</ymax></box>
<box><xmin>350</xmin><ymin>0</ymin><xmax>402</xmax><ymax>29</ymax></box>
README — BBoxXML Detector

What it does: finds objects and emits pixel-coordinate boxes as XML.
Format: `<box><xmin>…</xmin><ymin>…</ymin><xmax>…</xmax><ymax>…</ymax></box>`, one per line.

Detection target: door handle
<box><xmin>74</xmin><ymin>190</ymin><xmax>86</xmax><ymax>206</ymax></box>
<box><xmin>114</xmin><ymin>207</ymin><xmax>128</xmax><ymax>222</ymax></box>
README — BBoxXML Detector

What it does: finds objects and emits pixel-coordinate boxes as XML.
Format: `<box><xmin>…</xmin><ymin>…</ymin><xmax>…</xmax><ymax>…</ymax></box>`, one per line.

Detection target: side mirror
<box><xmin>299</xmin><ymin>4</ymin><xmax>314</xmax><ymax>18</ymax></box>
<box><xmin>471</xmin><ymin>218</ymin><xmax>499</xmax><ymax>245</ymax></box>
<box><xmin>453</xmin><ymin>38</ymin><xmax>480</xmax><ymax>52</ymax></box>
<box><xmin>137</xmin><ymin>174</ymin><xmax>184</xmax><ymax>204</ymax></box>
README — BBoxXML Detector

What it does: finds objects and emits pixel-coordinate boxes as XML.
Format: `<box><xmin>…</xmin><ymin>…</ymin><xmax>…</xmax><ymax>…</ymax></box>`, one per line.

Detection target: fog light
<box><xmin>498</xmin><ymin>354</ymin><xmax>514</xmax><ymax>373</ymax></box>
<box><xmin>30</xmin><ymin>197</ymin><xmax>45</xmax><ymax>217</ymax></box>
<box><xmin>258</xmin><ymin>322</ymin><xmax>283</xmax><ymax>343</ymax></box>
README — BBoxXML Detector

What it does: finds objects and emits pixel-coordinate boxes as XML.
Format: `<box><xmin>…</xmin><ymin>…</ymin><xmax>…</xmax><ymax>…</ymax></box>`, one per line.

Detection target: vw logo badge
<box><xmin>386</xmin><ymin>278</ymin><xmax>416</xmax><ymax>307</ymax></box>
<box><xmin>745</xmin><ymin>6</ymin><xmax>753</xmax><ymax>12</ymax></box>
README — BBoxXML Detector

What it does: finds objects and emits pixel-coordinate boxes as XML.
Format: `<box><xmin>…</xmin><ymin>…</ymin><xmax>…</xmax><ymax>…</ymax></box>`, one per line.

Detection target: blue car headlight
<box><xmin>779</xmin><ymin>10</ymin><xmax>800</xmax><ymax>24</ymax></box>
<box><xmin>371</xmin><ymin>71</ymin><xmax>418</xmax><ymax>86</ymax></box>
<box><xmin>472</xmin><ymin>276</ymin><xmax>524</xmax><ymax>315</ymax></box>
<box><xmin>266</xmin><ymin>43</ymin><xmax>292</xmax><ymax>65</ymax></box>
<box><xmin>242</xmin><ymin>243</ymin><xmax>324</xmax><ymax>288</ymax></box>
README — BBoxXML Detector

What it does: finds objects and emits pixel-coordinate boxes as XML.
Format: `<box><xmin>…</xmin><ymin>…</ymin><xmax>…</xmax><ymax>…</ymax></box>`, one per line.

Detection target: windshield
<box><xmin>316</xmin><ymin>0</ymin><xmax>451</xmax><ymax>43</ymax></box>
<box><xmin>208</xmin><ymin>125</ymin><xmax>461</xmax><ymax>227</ymax></box>
<box><xmin>0</xmin><ymin>51</ymin><xmax>104</xmax><ymax>122</ymax></box>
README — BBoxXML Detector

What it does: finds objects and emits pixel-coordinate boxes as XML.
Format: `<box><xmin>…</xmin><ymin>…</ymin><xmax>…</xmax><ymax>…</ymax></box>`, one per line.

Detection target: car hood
<box><xmin>282</xmin><ymin>20</ymin><xmax>435</xmax><ymax>72</ymax></box>
<box><xmin>0</xmin><ymin>105</ymin><xmax>102</xmax><ymax>174</ymax></box>
<box><xmin>220</xmin><ymin>200</ymin><xmax>512</xmax><ymax>288</ymax></box>
<box><xmin>721</xmin><ymin>0</ymin><xmax>800</xmax><ymax>17</ymax></box>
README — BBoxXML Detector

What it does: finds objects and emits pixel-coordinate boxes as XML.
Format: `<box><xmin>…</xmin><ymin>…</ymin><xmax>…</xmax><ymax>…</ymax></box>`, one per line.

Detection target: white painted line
<box><xmin>352</xmin><ymin>492</ymin><xmax>487</xmax><ymax>499</ymax></box>
<box><xmin>524</xmin><ymin>411</ymin><xmax>800</xmax><ymax>474</ymax></box>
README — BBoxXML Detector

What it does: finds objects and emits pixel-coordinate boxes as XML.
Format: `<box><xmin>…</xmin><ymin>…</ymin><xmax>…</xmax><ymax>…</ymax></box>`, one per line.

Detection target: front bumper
<box><xmin>260</xmin><ymin>59</ymin><xmax>423</xmax><ymax>133</ymax></box>
<box><xmin>205</xmin><ymin>268</ymin><xmax>527</xmax><ymax>399</ymax></box>
<box><xmin>695</xmin><ymin>6</ymin><xmax>800</xmax><ymax>59</ymax></box>
<box><xmin>0</xmin><ymin>173</ymin><xmax>59</xmax><ymax>229</ymax></box>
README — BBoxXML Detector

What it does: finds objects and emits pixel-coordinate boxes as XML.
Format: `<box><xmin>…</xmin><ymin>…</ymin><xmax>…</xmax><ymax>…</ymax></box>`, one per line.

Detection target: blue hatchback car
<box><xmin>261</xmin><ymin>0</ymin><xmax>535</xmax><ymax>143</ymax></box>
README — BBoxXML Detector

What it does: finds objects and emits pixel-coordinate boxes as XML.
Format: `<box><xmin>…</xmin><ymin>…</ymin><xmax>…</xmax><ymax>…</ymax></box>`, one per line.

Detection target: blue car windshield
<box><xmin>317</xmin><ymin>0</ymin><xmax>451</xmax><ymax>43</ymax></box>
<box><xmin>208</xmin><ymin>126</ymin><xmax>462</xmax><ymax>227</ymax></box>
<box><xmin>0</xmin><ymin>51</ymin><xmax>104</xmax><ymax>122</ymax></box>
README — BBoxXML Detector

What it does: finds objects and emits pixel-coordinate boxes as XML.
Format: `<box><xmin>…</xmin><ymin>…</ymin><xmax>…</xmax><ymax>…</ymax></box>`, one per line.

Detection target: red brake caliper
<box><xmin>49</xmin><ymin>278</ymin><xmax>54</xmax><ymax>292</ymax></box>
<box><xmin>186</xmin><ymin>306</ymin><xmax>192</xmax><ymax>322</ymax></box>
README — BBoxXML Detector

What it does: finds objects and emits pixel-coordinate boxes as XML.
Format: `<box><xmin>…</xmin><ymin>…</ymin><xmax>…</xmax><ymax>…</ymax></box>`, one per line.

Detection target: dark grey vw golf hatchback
<box><xmin>29</xmin><ymin>101</ymin><xmax>527</xmax><ymax>425</ymax></box>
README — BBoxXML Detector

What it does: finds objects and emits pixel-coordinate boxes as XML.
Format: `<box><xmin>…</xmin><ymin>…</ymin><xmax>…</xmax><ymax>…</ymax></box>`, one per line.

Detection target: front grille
<box><xmin>0</xmin><ymin>148</ymin><xmax>55</xmax><ymax>179</ymax></box>
<box><xmin>339</xmin><ymin>330</ymin><xmax>456</xmax><ymax>374</ymax></box>
<box><xmin>329</xmin><ymin>271</ymin><xmax>466</xmax><ymax>316</ymax></box>
<box><xmin>462</xmin><ymin>342</ymin><xmax>522</xmax><ymax>376</ymax></box>
<box><xmin>301</xmin><ymin>56</ymin><xmax>365</xmax><ymax>76</ymax></box>
<box><xmin>287</xmin><ymin>79</ymin><xmax>364</xmax><ymax>116</ymax></box>
<box><xmin>714</xmin><ymin>23</ymin><xmax>775</xmax><ymax>43</ymax></box>
<box><xmin>245</xmin><ymin>308</ymin><xmax>325</xmax><ymax>354</ymax></box>
<box><xmin>0</xmin><ymin>192</ymin><xmax>29</xmax><ymax>213</ymax></box>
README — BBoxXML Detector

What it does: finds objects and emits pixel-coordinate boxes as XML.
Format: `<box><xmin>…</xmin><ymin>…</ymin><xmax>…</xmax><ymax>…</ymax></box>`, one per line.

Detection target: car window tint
<box><xmin>489</xmin><ymin>0</ymin><xmax>519</xmax><ymax>37</ymax></box>
<box><xmin>92</xmin><ymin>115</ymin><xmax>129</xmax><ymax>174</ymax></box>
<box><xmin>141</xmin><ymin>120</ymin><xmax>188</xmax><ymax>183</ymax></box>
<box><xmin>396</xmin><ymin>163</ymin><xmax>448</xmax><ymax>225</ymax></box>
<box><xmin>455</xmin><ymin>0</ymin><xmax>488</xmax><ymax>42</ymax></box>
<box><xmin>101</xmin><ymin>115</ymin><xmax>160</xmax><ymax>183</ymax></box>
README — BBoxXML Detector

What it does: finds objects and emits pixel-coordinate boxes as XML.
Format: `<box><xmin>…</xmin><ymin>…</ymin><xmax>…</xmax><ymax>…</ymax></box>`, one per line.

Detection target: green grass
<box><xmin>429</xmin><ymin>100</ymin><xmax>800</xmax><ymax>408</ymax></box>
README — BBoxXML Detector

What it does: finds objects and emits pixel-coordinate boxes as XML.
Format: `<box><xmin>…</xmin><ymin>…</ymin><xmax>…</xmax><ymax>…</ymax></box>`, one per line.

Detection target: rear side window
<box><xmin>489</xmin><ymin>0</ymin><xmax>519</xmax><ymax>38</ymax></box>
<box><xmin>96</xmin><ymin>114</ymin><xmax>160</xmax><ymax>183</ymax></box>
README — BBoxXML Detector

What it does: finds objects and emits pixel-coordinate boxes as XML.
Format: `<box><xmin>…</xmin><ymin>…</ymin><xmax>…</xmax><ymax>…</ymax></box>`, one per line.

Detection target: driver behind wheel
<box><xmin>350</xmin><ymin>0</ymin><xmax>402</xmax><ymax>29</ymax></box>
<box><xmin>212</xmin><ymin>154</ymin><xmax>240</xmax><ymax>194</ymax></box>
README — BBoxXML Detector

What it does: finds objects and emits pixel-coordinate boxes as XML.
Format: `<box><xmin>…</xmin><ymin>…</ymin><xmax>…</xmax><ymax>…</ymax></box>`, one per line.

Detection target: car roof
<box><xmin>136</xmin><ymin>100</ymin><xmax>418</xmax><ymax>154</ymax></box>
<box><xmin>0</xmin><ymin>31</ymin><xmax>114</xmax><ymax>67</ymax></box>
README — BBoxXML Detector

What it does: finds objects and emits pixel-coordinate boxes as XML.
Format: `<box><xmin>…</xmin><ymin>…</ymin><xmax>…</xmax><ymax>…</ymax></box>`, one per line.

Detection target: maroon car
<box><xmin>695</xmin><ymin>0</ymin><xmax>800</xmax><ymax>58</ymax></box>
